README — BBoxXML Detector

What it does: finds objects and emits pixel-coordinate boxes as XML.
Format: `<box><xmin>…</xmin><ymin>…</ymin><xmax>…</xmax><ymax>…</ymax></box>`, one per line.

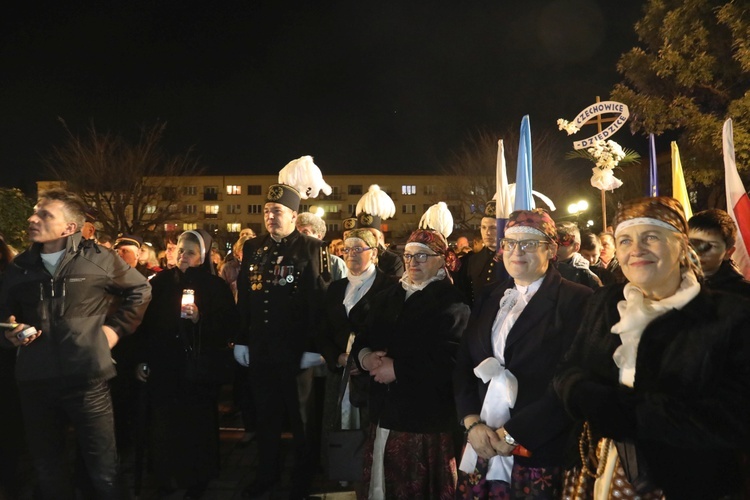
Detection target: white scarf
<box><xmin>343</xmin><ymin>263</ymin><xmax>376</xmax><ymax>314</ymax></box>
<box><xmin>459</xmin><ymin>277</ymin><xmax>543</xmax><ymax>481</ymax></box>
<box><xmin>611</xmin><ymin>271</ymin><xmax>700</xmax><ymax>387</ymax></box>
<box><xmin>399</xmin><ymin>267</ymin><xmax>446</xmax><ymax>300</ymax></box>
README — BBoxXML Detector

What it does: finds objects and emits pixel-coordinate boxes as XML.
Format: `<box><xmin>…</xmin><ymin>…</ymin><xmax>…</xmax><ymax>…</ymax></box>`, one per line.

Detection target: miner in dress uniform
<box><xmin>233</xmin><ymin>156</ymin><xmax>333</xmax><ymax>499</ymax></box>
<box><xmin>455</xmin><ymin>199</ymin><xmax>507</xmax><ymax>306</ymax></box>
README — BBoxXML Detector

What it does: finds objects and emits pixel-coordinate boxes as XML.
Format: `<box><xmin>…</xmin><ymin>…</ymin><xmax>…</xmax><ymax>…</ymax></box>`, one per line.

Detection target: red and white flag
<box><xmin>723</xmin><ymin>119</ymin><xmax>750</xmax><ymax>279</ymax></box>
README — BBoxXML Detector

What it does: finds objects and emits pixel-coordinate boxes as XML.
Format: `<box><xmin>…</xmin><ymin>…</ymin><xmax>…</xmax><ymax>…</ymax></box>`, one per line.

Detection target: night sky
<box><xmin>1</xmin><ymin>0</ymin><xmax>645</xmax><ymax>192</ymax></box>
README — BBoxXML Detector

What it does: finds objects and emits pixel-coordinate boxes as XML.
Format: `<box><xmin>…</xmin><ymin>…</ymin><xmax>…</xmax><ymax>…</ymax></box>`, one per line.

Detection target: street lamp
<box><xmin>567</xmin><ymin>200</ymin><xmax>589</xmax><ymax>215</ymax></box>
<box><xmin>309</xmin><ymin>205</ymin><xmax>325</xmax><ymax>218</ymax></box>
<box><xmin>567</xmin><ymin>200</ymin><xmax>589</xmax><ymax>229</ymax></box>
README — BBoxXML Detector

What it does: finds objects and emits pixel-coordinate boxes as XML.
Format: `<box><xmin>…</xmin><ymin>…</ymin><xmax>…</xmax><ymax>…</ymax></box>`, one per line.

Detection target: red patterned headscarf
<box><xmin>406</xmin><ymin>229</ymin><xmax>461</xmax><ymax>274</ymax></box>
<box><xmin>505</xmin><ymin>209</ymin><xmax>557</xmax><ymax>242</ymax></box>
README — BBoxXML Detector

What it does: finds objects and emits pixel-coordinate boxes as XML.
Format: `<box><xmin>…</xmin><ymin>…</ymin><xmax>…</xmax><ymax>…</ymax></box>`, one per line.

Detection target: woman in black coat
<box><xmin>137</xmin><ymin>229</ymin><xmax>239</xmax><ymax>498</ymax></box>
<box><xmin>352</xmin><ymin>229</ymin><xmax>470</xmax><ymax>499</ymax></box>
<box><xmin>554</xmin><ymin>197</ymin><xmax>750</xmax><ymax>499</ymax></box>
<box><xmin>317</xmin><ymin>229</ymin><xmax>394</xmax><ymax>477</ymax></box>
<box><xmin>454</xmin><ymin>209</ymin><xmax>592</xmax><ymax>499</ymax></box>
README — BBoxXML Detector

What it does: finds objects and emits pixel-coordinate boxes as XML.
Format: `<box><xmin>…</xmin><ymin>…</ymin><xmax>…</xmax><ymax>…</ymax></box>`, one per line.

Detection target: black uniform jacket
<box><xmin>237</xmin><ymin>230</ymin><xmax>330</xmax><ymax>372</ymax></box>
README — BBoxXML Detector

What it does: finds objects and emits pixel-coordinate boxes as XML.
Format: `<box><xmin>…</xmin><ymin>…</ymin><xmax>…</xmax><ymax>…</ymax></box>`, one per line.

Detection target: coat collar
<box><xmin>477</xmin><ymin>266</ymin><xmax>563</xmax><ymax>354</ymax></box>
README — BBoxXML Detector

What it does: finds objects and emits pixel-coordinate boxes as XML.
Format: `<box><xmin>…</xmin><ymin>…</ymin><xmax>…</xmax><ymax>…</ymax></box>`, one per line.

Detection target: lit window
<box><xmin>227</xmin><ymin>223</ymin><xmax>242</xmax><ymax>232</ymax></box>
<box><xmin>205</xmin><ymin>205</ymin><xmax>219</xmax><ymax>218</ymax></box>
<box><xmin>145</xmin><ymin>205</ymin><xmax>157</xmax><ymax>214</ymax></box>
<box><xmin>402</xmin><ymin>185</ymin><xmax>417</xmax><ymax>196</ymax></box>
<box><xmin>226</xmin><ymin>185</ymin><xmax>242</xmax><ymax>195</ymax></box>
<box><xmin>163</xmin><ymin>223</ymin><xmax>179</xmax><ymax>232</ymax></box>
<box><xmin>183</xmin><ymin>223</ymin><xmax>198</xmax><ymax>231</ymax></box>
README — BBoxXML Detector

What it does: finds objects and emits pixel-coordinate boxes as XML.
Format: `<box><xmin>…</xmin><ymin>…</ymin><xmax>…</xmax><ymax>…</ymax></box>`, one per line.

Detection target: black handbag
<box><xmin>345</xmin><ymin>356</ymin><xmax>370</xmax><ymax>408</ymax></box>
<box><xmin>326</xmin><ymin>361</ymin><xmax>366</xmax><ymax>481</ymax></box>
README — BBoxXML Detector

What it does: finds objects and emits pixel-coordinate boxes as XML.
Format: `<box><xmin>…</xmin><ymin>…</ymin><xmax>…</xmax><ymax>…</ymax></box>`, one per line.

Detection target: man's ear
<box><xmin>725</xmin><ymin>245</ymin><xmax>736</xmax><ymax>261</ymax></box>
<box><xmin>62</xmin><ymin>222</ymin><xmax>78</xmax><ymax>237</ymax></box>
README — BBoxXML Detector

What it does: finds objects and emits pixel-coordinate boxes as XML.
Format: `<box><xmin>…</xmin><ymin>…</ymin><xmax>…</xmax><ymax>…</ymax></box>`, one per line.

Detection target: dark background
<box><xmin>0</xmin><ymin>0</ymin><xmax>646</xmax><ymax>192</ymax></box>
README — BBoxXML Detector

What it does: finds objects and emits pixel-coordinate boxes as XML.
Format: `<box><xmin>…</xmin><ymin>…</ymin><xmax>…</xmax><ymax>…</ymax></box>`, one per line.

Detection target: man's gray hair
<box><xmin>296</xmin><ymin>212</ymin><xmax>327</xmax><ymax>238</ymax></box>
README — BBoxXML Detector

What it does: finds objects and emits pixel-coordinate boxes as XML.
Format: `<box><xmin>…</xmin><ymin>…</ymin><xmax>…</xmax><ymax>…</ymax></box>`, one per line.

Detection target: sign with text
<box><xmin>571</xmin><ymin>101</ymin><xmax>629</xmax><ymax>149</ymax></box>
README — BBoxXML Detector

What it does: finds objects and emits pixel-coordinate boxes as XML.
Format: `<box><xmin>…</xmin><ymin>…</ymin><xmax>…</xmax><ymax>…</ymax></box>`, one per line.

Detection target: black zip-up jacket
<box><xmin>0</xmin><ymin>232</ymin><xmax>152</xmax><ymax>385</ymax></box>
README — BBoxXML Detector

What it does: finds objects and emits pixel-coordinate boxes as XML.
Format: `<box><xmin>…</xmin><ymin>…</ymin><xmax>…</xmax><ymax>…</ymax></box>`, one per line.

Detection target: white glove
<box><xmin>233</xmin><ymin>345</ymin><xmax>250</xmax><ymax>367</ymax></box>
<box><xmin>299</xmin><ymin>352</ymin><xmax>326</xmax><ymax>369</ymax></box>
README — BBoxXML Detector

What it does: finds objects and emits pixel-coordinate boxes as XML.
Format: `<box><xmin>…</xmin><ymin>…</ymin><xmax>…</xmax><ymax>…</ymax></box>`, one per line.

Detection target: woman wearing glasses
<box><xmin>454</xmin><ymin>209</ymin><xmax>592</xmax><ymax>499</ymax></box>
<box><xmin>317</xmin><ymin>229</ymin><xmax>395</xmax><ymax>477</ymax></box>
<box><xmin>352</xmin><ymin>228</ymin><xmax>470</xmax><ymax>499</ymax></box>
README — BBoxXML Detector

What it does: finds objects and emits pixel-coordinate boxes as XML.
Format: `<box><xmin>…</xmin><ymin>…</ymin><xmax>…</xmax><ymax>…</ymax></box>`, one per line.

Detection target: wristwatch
<box><xmin>503</xmin><ymin>429</ymin><xmax>517</xmax><ymax>446</ymax></box>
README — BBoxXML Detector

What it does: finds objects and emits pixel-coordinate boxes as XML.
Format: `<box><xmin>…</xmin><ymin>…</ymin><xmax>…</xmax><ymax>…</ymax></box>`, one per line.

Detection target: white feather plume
<box><xmin>506</xmin><ymin>184</ymin><xmax>557</xmax><ymax>211</ymax></box>
<box><xmin>418</xmin><ymin>202</ymin><xmax>454</xmax><ymax>238</ymax></box>
<box><xmin>355</xmin><ymin>185</ymin><xmax>396</xmax><ymax>219</ymax></box>
<box><xmin>277</xmin><ymin>156</ymin><xmax>332</xmax><ymax>200</ymax></box>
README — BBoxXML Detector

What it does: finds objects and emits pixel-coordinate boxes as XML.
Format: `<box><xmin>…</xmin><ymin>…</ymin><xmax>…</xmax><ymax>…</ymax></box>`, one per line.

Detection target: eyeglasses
<box><xmin>403</xmin><ymin>253</ymin><xmax>441</xmax><ymax>263</ymax></box>
<box><xmin>500</xmin><ymin>239</ymin><xmax>550</xmax><ymax>252</ymax></box>
<box><xmin>341</xmin><ymin>246</ymin><xmax>373</xmax><ymax>255</ymax></box>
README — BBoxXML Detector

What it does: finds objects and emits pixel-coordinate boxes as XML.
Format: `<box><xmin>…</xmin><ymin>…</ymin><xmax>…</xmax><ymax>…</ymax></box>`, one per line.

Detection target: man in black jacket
<box><xmin>1</xmin><ymin>188</ymin><xmax>152</xmax><ymax>499</ymax></box>
<box><xmin>689</xmin><ymin>208</ymin><xmax>750</xmax><ymax>296</ymax></box>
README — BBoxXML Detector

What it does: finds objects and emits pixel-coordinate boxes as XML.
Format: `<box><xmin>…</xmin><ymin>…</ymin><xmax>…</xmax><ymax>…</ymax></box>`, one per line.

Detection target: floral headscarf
<box><xmin>505</xmin><ymin>209</ymin><xmax>557</xmax><ymax>242</ymax></box>
<box><xmin>405</xmin><ymin>229</ymin><xmax>460</xmax><ymax>274</ymax></box>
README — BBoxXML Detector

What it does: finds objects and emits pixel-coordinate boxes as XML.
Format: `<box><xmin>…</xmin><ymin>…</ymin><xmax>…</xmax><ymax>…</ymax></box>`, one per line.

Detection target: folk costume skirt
<box><xmin>358</xmin><ymin>424</ymin><xmax>457</xmax><ymax>500</ymax></box>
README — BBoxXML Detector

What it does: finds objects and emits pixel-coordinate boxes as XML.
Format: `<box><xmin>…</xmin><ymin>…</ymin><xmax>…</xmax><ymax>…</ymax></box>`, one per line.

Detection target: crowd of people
<box><xmin>1</xmin><ymin>170</ymin><xmax>750</xmax><ymax>500</ymax></box>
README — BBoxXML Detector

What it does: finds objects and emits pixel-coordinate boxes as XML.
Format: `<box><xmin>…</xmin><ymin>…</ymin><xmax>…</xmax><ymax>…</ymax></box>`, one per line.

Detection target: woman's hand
<box><xmin>492</xmin><ymin>427</ymin><xmax>517</xmax><ymax>456</ymax></box>
<box><xmin>370</xmin><ymin>355</ymin><xmax>396</xmax><ymax>384</ymax></box>
<box><xmin>182</xmin><ymin>303</ymin><xmax>200</xmax><ymax>324</ymax></box>
<box><xmin>361</xmin><ymin>350</ymin><xmax>387</xmax><ymax>371</ymax></box>
<box><xmin>465</xmin><ymin>418</ymin><xmax>501</xmax><ymax>460</ymax></box>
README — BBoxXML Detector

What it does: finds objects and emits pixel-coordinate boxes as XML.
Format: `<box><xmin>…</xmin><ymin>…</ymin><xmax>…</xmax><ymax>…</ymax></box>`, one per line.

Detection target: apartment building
<box><xmin>39</xmin><ymin>174</ymin><xmax>486</xmax><ymax>243</ymax></box>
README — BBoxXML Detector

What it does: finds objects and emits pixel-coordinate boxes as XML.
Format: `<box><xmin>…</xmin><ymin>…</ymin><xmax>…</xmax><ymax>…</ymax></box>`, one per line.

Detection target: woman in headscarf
<box><xmin>351</xmin><ymin>228</ymin><xmax>470</xmax><ymax>499</ymax></box>
<box><xmin>317</xmin><ymin>229</ymin><xmax>395</xmax><ymax>477</ymax></box>
<box><xmin>454</xmin><ymin>209</ymin><xmax>593</xmax><ymax>499</ymax></box>
<box><xmin>554</xmin><ymin>197</ymin><xmax>750</xmax><ymax>499</ymax></box>
<box><xmin>136</xmin><ymin>229</ymin><xmax>239</xmax><ymax>499</ymax></box>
